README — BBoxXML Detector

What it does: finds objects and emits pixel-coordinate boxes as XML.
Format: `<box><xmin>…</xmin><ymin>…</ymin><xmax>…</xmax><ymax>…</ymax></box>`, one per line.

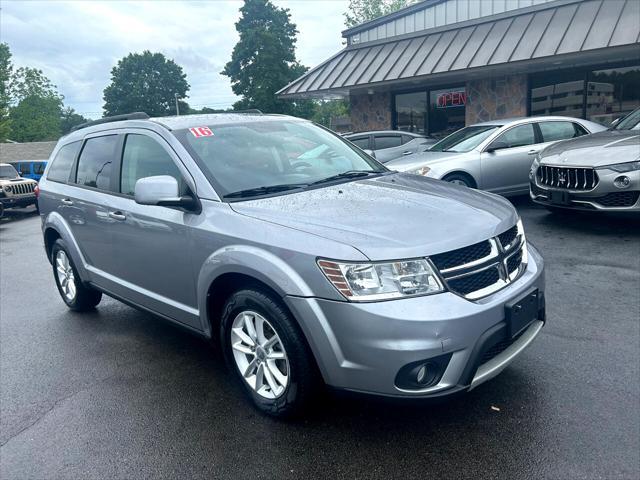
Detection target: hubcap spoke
<box><xmin>243</xmin><ymin>314</ymin><xmax>258</xmax><ymax>341</ymax></box>
<box><xmin>232</xmin><ymin>342</ymin><xmax>254</xmax><ymax>355</ymax></box>
<box><xmin>262</xmin><ymin>362</ymin><xmax>279</xmax><ymax>392</ymax></box>
<box><xmin>263</xmin><ymin>335</ymin><xmax>278</xmax><ymax>350</ymax></box>
<box><xmin>266</xmin><ymin>361</ymin><xmax>287</xmax><ymax>387</ymax></box>
<box><xmin>232</xmin><ymin>327</ymin><xmax>255</xmax><ymax>347</ymax></box>
<box><xmin>267</xmin><ymin>351</ymin><xmax>285</xmax><ymax>360</ymax></box>
<box><xmin>243</xmin><ymin>358</ymin><xmax>258</xmax><ymax>378</ymax></box>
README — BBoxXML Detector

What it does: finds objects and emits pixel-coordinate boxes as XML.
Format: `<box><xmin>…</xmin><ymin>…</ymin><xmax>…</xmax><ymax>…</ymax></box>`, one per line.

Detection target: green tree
<box><xmin>10</xmin><ymin>66</ymin><xmax>62</xmax><ymax>103</ymax></box>
<box><xmin>9</xmin><ymin>95</ymin><xmax>62</xmax><ymax>142</ymax></box>
<box><xmin>0</xmin><ymin>43</ymin><xmax>13</xmax><ymax>141</ymax></box>
<box><xmin>222</xmin><ymin>0</ymin><xmax>313</xmax><ymax>116</ymax></box>
<box><xmin>103</xmin><ymin>51</ymin><xmax>189</xmax><ymax>117</ymax></box>
<box><xmin>344</xmin><ymin>0</ymin><xmax>418</xmax><ymax>27</ymax></box>
<box><xmin>311</xmin><ymin>100</ymin><xmax>350</xmax><ymax>129</ymax></box>
<box><xmin>60</xmin><ymin>107</ymin><xmax>89</xmax><ymax>135</ymax></box>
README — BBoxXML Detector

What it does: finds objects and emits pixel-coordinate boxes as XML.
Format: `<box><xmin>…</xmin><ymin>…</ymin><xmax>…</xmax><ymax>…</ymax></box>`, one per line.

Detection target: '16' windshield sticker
<box><xmin>190</xmin><ymin>126</ymin><xmax>214</xmax><ymax>138</ymax></box>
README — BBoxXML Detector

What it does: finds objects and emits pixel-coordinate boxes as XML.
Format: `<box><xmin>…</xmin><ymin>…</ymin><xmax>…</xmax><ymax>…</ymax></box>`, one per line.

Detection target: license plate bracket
<box><xmin>505</xmin><ymin>289</ymin><xmax>538</xmax><ymax>339</ymax></box>
<box><xmin>550</xmin><ymin>190</ymin><xmax>570</xmax><ymax>205</ymax></box>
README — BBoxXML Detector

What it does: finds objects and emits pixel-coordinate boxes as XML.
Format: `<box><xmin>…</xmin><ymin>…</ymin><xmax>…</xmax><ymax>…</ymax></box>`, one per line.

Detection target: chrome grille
<box><xmin>431</xmin><ymin>224</ymin><xmax>526</xmax><ymax>300</ymax></box>
<box><xmin>537</xmin><ymin>165</ymin><xmax>598</xmax><ymax>190</ymax></box>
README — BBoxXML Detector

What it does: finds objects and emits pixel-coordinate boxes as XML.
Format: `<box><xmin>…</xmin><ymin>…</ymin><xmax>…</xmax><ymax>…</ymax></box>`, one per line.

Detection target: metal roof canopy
<box><xmin>278</xmin><ymin>0</ymin><xmax>640</xmax><ymax>99</ymax></box>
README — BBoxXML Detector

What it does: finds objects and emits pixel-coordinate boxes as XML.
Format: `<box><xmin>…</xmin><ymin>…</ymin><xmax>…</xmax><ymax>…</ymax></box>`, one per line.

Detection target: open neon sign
<box><xmin>437</xmin><ymin>91</ymin><xmax>466</xmax><ymax>109</ymax></box>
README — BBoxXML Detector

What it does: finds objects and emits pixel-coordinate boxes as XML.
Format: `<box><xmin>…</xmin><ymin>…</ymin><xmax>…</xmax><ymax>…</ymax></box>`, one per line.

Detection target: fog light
<box><xmin>614</xmin><ymin>176</ymin><xmax>631</xmax><ymax>189</ymax></box>
<box><xmin>395</xmin><ymin>353</ymin><xmax>452</xmax><ymax>390</ymax></box>
<box><xmin>416</xmin><ymin>365</ymin><xmax>427</xmax><ymax>383</ymax></box>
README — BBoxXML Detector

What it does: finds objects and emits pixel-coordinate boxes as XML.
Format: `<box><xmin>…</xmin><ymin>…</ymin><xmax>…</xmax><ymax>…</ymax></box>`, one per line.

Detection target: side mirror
<box><xmin>363</xmin><ymin>149</ymin><xmax>376</xmax><ymax>158</ymax></box>
<box><xmin>486</xmin><ymin>141</ymin><xmax>509</xmax><ymax>153</ymax></box>
<box><xmin>610</xmin><ymin>117</ymin><xmax>621</xmax><ymax>127</ymax></box>
<box><xmin>134</xmin><ymin>175</ymin><xmax>199</xmax><ymax>211</ymax></box>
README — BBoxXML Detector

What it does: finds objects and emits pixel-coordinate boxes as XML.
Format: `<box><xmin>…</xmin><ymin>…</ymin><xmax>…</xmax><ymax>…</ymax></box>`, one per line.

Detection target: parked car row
<box><xmin>344</xmin><ymin>130</ymin><xmax>436</xmax><ymax>163</ymax></box>
<box><xmin>347</xmin><ymin>109</ymin><xmax>639</xmax><ymax>213</ymax></box>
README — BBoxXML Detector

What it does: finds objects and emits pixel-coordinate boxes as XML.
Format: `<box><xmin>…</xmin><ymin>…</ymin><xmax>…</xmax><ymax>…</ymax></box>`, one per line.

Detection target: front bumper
<box><xmin>0</xmin><ymin>195</ymin><xmax>36</xmax><ymax>209</ymax></box>
<box><xmin>285</xmin><ymin>243</ymin><xmax>545</xmax><ymax>398</ymax></box>
<box><xmin>530</xmin><ymin>168</ymin><xmax>640</xmax><ymax>212</ymax></box>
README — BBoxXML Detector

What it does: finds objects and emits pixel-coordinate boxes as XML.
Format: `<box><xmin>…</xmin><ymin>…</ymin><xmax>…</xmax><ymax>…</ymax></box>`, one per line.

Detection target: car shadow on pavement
<box><xmin>0</xmin><ymin>206</ymin><xmax>39</xmax><ymax>226</ymax></box>
<box><xmin>509</xmin><ymin>195</ymin><xmax>640</xmax><ymax>237</ymax></box>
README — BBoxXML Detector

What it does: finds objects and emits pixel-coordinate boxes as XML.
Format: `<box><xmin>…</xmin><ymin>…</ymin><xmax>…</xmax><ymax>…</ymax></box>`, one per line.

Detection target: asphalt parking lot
<box><xmin>1</xmin><ymin>200</ymin><xmax>639</xmax><ymax>480</ymax></box>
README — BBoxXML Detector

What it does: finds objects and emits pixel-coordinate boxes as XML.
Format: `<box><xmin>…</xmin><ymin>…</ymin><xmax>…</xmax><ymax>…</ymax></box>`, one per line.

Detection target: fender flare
<box><xmin>196</xmin><ymin>245</ymin><xmax>315</xmax><ymax>335</ymax></box>
<box><xmin>42</xmin><ymin>212</ymin><xmax>90</xmax><ymax>283</ymax></box>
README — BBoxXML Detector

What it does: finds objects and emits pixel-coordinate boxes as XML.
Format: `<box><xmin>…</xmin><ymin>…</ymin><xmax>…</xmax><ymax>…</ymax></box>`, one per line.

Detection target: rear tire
<box><xmin>51</xmin><ymin>239</ymin><xmax>102</xmax><ymax>311</ymax></box>
<box><xmin>220</xmin><ymin>288</ymin><xmax>320</xmax><ymax>418</ymax></box>
<box><xmin>443</xmin><ymin>172</ymin><xmax>475</xmax><ymax>188</ymax></box>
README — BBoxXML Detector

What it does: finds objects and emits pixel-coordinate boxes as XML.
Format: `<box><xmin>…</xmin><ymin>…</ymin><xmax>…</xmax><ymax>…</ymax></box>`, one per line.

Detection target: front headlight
<box><xmin>598</xmin><ymin>160</ymin><xmax>640</xmax><ymax>173</ymax></box>
<box><xmin>530</xmin><ymin>155</ymin><xmax>541</xmax><ymax>178</ymax></box>
<box><xmin>318</xmin><ymin>258</ymin><xmax>444</xmax><ymax>301</ymax></box>
<box><xmin>408</xmin><ymin>166</ymin><xmax>431</xmax><ymax>176</ymax></box>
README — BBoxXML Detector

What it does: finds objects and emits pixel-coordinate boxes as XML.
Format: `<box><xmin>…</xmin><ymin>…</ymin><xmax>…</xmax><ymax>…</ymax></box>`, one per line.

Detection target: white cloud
<box><xmin>1</xmin><ymin>0</ymin><xmax>348</xmax><ymax>118</ymax></box>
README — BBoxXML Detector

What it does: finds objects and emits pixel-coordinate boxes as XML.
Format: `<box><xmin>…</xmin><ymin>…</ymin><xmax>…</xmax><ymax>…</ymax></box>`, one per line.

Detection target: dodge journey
<box><xmin>39</xmin><ymin>112</ymin><xmax>545</xmax><ymax>417</ymax></box>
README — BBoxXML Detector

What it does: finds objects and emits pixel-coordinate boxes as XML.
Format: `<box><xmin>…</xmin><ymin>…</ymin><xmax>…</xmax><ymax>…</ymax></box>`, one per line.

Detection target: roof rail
<box><xmin>230</xmin><ymin>109</ymin><xmax>263</xmax><ymax>114</ymax></box>
<box><xmin>70</xmin><ymin>112</ymin><xmax>150</xmax><ymax>132</ymax></box>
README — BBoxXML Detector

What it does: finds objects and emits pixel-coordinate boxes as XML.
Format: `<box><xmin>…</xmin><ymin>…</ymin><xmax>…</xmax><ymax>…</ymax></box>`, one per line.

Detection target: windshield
<box><xmin>613</xmin><ymin>108</ymin><xmax>640</xmax><ymax>130</ymax></box>
<box><xmin>428</xmin><ymin>125</ymin><xmax>501</xmax><ymax>152</ymax></box>
<box><xmin>176</xmin><ymin>119</ymin><xmax>386</xmax><ymax>200</ymax></box>
<box><xmin>0</xmin><ymin>165</ymin><xmax>19</xmax><ymax>179</ymax></box>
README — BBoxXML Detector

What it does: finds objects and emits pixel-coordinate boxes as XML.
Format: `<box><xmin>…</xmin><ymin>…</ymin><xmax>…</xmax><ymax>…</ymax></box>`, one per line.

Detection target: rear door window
<box><xmin>75</xmin><ymin>135</ymin><xmax>119</xmax><ymax>190</ymax></box>
<box><xmin>349</xmin><ymin>136</ymin><xmax>370</xmax><ymax>149</ymax></box>
<box><xmin>374</xmin><ymin>135</ymin><xmax>403</xmax><ymax>150</ymax></box>
<box><xmin>34</xmin><ymin>162</ymin><xmax>46</xmax><ymax>175</ymax></box>
<box><xmin>47</xmin><ymin>142</ymin><xmax>81</xmax><ymax>183</ymax></box>
<box><xmin>120</xmin><ymin>134</ymin><xmax>185</xmax><ymax>196</ymax></box>
<box><xmin>539</xmin><ymin>121</ymin><xmax>586</xmax><ymax>142</ymax></box>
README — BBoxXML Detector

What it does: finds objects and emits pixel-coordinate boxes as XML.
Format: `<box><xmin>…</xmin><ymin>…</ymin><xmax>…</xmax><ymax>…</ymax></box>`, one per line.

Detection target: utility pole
<box><xmin>174</xmin><ymin>93</ymin><xmax>180</xmax><ymax>116</ymax></box>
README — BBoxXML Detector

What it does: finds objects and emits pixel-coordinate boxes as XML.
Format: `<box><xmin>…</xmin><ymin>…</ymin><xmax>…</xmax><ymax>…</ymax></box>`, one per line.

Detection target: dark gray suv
<box><xmin>39</xmin><ymin>112</ymin><xmax>545</xmax><ymax>417</ymax></box>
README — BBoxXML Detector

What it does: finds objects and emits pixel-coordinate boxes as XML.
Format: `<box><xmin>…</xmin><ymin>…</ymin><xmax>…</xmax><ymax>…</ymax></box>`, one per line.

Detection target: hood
<box><xmin>0</xmin><ymin>177</ymin><xmax>37</xmax><ymax>185</ymax></box>
<box><xmin>540</xmin><ymin>130</ymin><xmax>640</xmax><ymax>167</ymax></box>
<box><xmin>230</xmin><ymin>173</ymin><xmax>517</xmax><ymax>260</ymax></box>
<box><xmin>386</xmin><ymin>150</ymin><xmax>474</xmax><ymax>172</ymax></box>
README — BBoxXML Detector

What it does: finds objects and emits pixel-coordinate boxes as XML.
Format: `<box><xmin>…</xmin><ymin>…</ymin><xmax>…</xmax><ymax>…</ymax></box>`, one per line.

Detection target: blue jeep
<box><xmin>13</xmin><ymin>160</ymin><xmax>47</xmax><ymax>182</ymax></box>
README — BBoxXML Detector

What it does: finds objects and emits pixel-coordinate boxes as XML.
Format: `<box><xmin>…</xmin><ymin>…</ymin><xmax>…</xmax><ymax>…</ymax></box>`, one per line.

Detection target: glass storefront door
<box><xmin>394</xmin><ymin>86</ymin><xmax>466</xmax><ymax>137</ymax></box>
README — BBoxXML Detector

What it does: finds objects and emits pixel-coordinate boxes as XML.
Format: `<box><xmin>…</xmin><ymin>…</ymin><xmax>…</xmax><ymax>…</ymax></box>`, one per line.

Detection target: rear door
<box><xmin>480</xmin><ymin>123</ymin><xmax>539</xmax><ymax>194</ymax></box>
<box><xmin>105</xmin><ymin>130</ymin><xmax>200</xmax><ymax>328</ymax></box>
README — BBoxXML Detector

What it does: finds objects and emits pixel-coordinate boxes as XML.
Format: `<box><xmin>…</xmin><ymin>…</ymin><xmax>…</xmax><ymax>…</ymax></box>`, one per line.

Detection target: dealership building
<box><xmin>279</xmin><ymin>0</ymin><xmax>640</xmax><ymax>137</ymax></box>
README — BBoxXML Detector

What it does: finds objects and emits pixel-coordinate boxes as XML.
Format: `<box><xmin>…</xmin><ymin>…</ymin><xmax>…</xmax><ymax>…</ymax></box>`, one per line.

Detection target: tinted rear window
<box><xmin>375</xmin><ymin>135</ymin><xmax>402</xmax><ymax>150</ymax></box>
<box><xmin>47</xmin><ymin>142</ymin><xmax>81</xmax><ymax>183</ymax></box>
<box><xmin>75</xmin><ymin>135</ymin><xmax>119</xmax><ymax>190</ymax></box>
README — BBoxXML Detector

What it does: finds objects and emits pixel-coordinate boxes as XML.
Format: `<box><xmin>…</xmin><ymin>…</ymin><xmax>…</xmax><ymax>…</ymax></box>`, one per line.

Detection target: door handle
<box><xmin>402</xmin><ymin>151</ymin><xmax>413</xmax><ymax>156</ymax></box>
<box><xmin>108</xmin><ymin>211</ymin><xmax>126</xmax><ymax>221</ymax></box>
<box><xmin>527</xmin><ymin>150</ymin><xmax>540</xmax><ymax>155</ymax></box>
<box><xmin>61</xmin><ymin>198</ymin><xmax>73</xmax><ymax>206</ymax></box>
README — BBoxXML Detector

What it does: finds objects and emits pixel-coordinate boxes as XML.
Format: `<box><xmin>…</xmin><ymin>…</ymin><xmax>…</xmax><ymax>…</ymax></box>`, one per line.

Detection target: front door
<box><xmin>106</xmin><ymin>131</ymin><xmax>200</xmax><ymax>329</ymax></box>
<box><xmin>480</xmin><ymin>123</ymin><xmax>539</xmax><ymax>194</ymax></box>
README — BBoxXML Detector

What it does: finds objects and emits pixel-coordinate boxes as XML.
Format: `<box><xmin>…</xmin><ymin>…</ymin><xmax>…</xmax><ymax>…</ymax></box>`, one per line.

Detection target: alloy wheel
<box><xmin>55</xmin><ymin>250</ymin><xmax>76</xmax><ymax>301</ymax></box>
<box><xmin>230</xmin><ymin>310</ymin><xmax>289</xmax><ymax>399</ymax></box>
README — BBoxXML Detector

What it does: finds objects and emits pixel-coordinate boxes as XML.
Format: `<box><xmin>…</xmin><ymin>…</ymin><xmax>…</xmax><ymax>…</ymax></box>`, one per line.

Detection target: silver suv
<box><xmin>39</xmin><ymin>112</ymin><xmax>545</xmax><ymax>417</ymax></box>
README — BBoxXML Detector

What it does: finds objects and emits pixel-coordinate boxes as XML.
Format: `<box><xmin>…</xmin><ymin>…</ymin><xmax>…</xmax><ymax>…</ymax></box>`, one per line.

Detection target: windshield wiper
<box><xmin>309</xmin><ymin>170</ymin><xmax>380</xmax><ymax>186</ymax></box>
<box><xmin>222</xmin><ymin>183</ymin><xmax>309</xmax><ymax>200</ymax></box>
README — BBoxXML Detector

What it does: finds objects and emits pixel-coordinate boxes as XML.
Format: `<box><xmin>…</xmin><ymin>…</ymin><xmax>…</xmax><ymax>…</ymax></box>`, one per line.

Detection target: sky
<box><xmin>1</xmin><ymin>0</ymin><xmax>350</xmax><ymax>118</ymax></box>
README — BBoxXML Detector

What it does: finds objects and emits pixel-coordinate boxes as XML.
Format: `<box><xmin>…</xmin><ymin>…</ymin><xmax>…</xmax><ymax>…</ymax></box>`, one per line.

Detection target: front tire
<box><xmin>443</xmin><ymin>172</ymin><xmax>474</xmax><ymax>188</ymax></box>
<box><xmin>220</xmin><ymin>288</ymin><xmax>319</xmax><ymax>418</ymax></box>
<box><xmin>52</xmin><ymin>239</ymin><xmax>102</xmax><ymax>311</ymax></box>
